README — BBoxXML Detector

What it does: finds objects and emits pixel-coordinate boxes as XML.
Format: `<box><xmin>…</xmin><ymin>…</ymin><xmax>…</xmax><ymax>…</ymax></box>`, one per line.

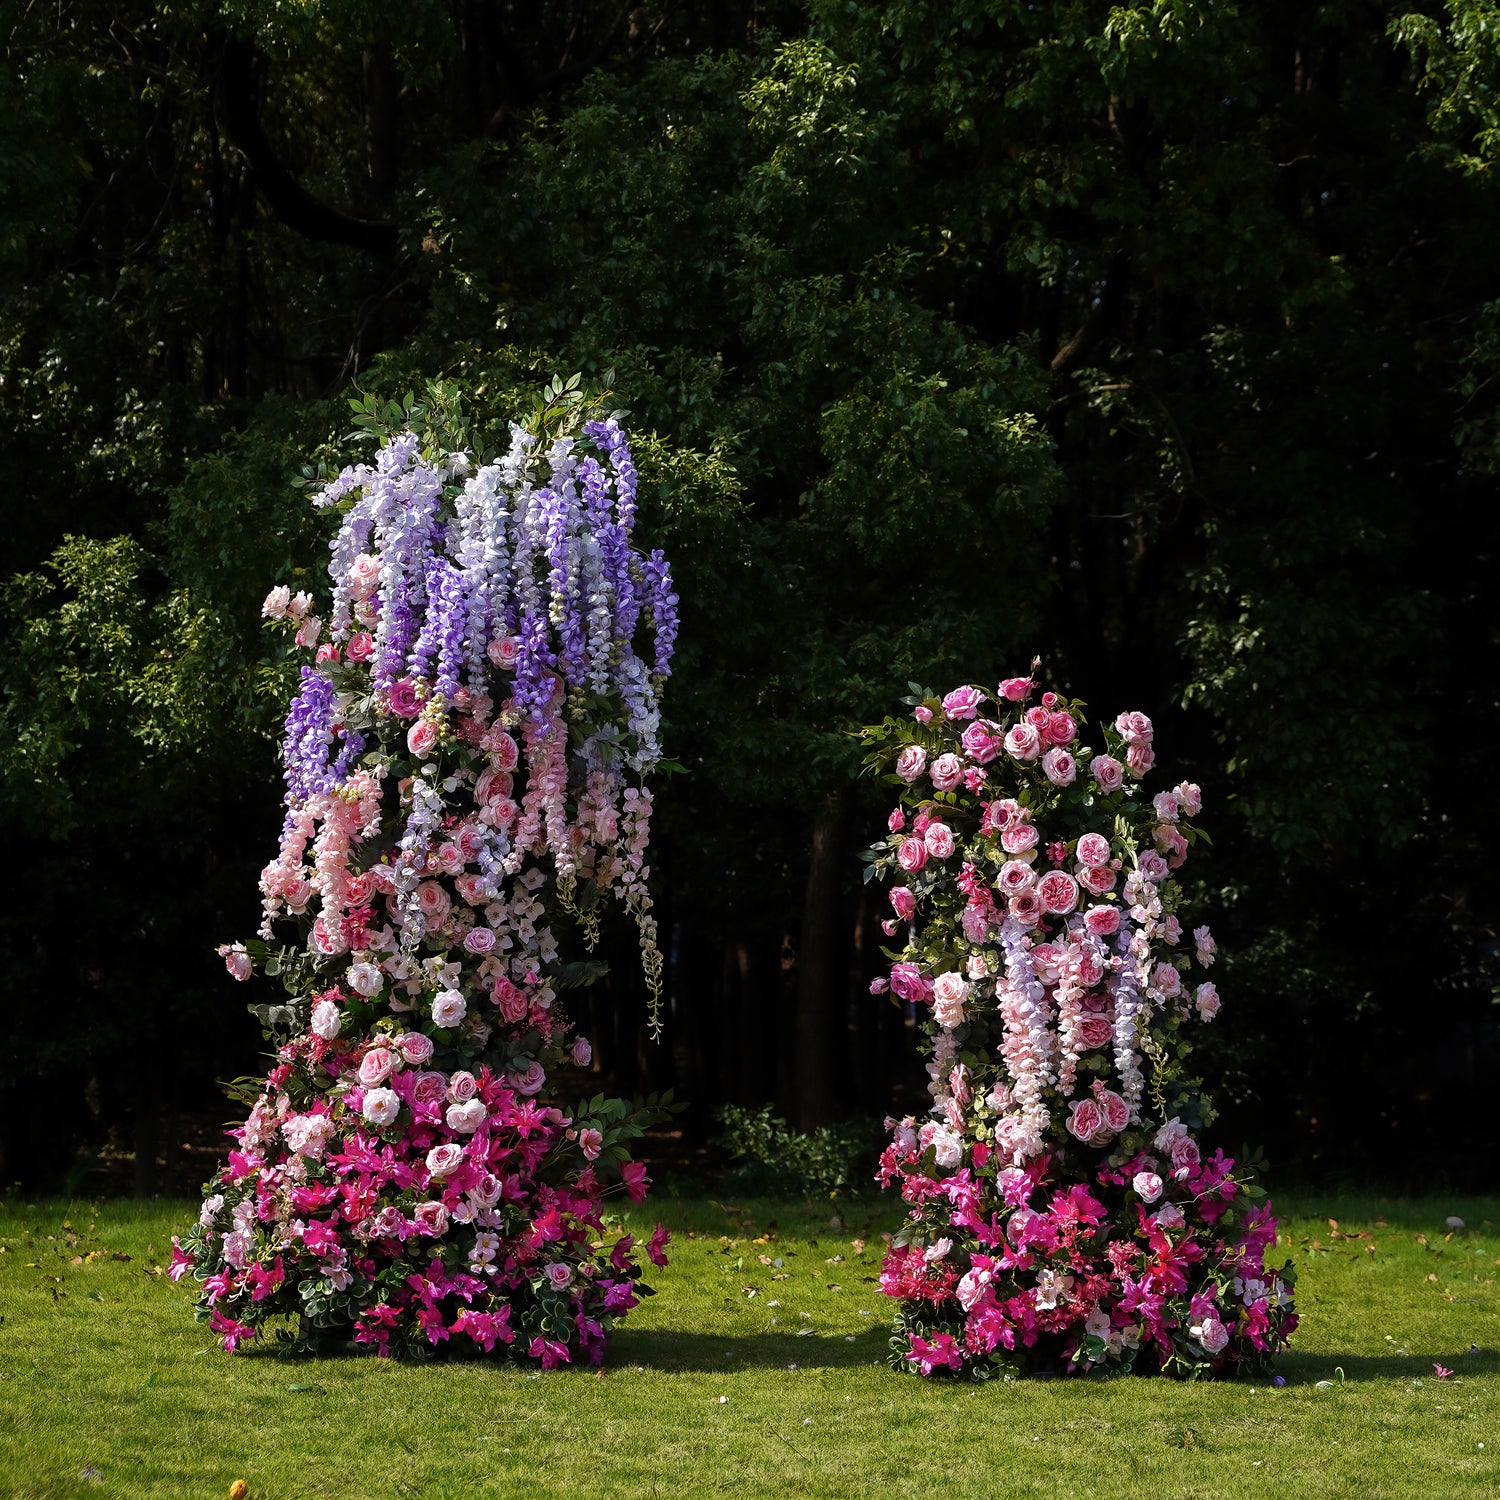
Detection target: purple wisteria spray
<box><xmin>179</xmin><ymin>380</ymin><xmax>681</xmax><ymax>1362</ymax></box>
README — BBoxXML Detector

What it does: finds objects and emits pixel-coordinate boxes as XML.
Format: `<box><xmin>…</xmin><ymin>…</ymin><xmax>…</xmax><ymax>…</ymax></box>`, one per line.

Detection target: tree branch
<box><xmin>217</xmin><ymin>36</ymin><xmax>399</xmax><ymax>260</ymax></box>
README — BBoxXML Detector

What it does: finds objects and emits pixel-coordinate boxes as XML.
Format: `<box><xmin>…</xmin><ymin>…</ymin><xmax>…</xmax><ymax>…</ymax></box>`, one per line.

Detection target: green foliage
<box><xmin>713</xmin><ymin>1105</ymin><xmax>882</xmax><ymax>1201</ymax></box>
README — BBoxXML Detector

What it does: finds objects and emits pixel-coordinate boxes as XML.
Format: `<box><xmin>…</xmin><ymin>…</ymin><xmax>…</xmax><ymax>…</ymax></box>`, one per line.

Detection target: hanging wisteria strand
<box><xmin>861</xmin><ymin>677</ymin><xmax>1295</xmax><ymax>1381</ymax></box>
<box><xmin>183</xmin><ymin>400</ymin><xmax>680</xmax><ymax>1365</ymax></box>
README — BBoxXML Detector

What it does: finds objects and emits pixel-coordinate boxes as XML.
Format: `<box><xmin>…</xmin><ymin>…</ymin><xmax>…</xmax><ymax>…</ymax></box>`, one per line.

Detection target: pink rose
<box><xmin>997</xmin><ymin>860</ymin><xmax>1036</xmax><ymax>896</ymax></box>
<box><xmin>1174</xmin><ymin>781</ymin><xmax>1203</xmax><ymax>816</ymax></box>
<box><xmin>1114</xmin><ymin>710</ymin><xmax>1154</xmax><ymax>745</ymax></box>
<box><xmin>1008</xmin><ymin>890</ymin><xmax>1043</xmax><ymax>928</ymax></box>
<box><xmin>262</xmin><ymin>586</ymin><xmax>291</xmax><ymax>619</ymax></box>
<box><xmin>486</xmin><ymin>636</ymin><xmax>520</xmax><ymax>670</ymax></box>
<box><xmin>1091</xmin><ymin>755</ymin><xmax>1124</xmax><ymax>793</ymax></box>
<box><xmin>1196</xmin><ymin>1316</ymin><xmax>1229</xmax><ymax>1356</ymax></box>
<box><xmin>426</xmin><ymin>1143</ymin><xmax>466</xmax><ymax>1179</ymax></box>
<box><xmin>348</xmin><ymin>553</ymin><xmax>382</xmax><ymax>599</ymax></box>
<box><xmin>218</xmin><ymin>944</ymin><xmax>252</xmax><ymax>982</ymax></box>
<box><xmin>1077</xmin><ymin>1015</ymin><xmax>1114</xmax><ymax>1048</ymax></box>
<box><xmin>1151</xmin><ymin>962</ymin><xmax>1182</xmax><ymax>998</ymax></box>
<box><xmin>1153</xmin><ymin>791</ymin><xmax>1180</xmax><ymax>822</ymax></box>
<box><xmin>310</xmin><ymin>915</ymin><xmax>348</xmax><ymax>957</ymax></box>
<box><xmin>361</xmin><ymin>1086</ymin><xmax>400</xmax><ymax>1127</ymax></box>
<box><xmin>572</xmin><ymin>1036</ymin><xmax>593</xmax><ymax>1067</ymax></box>
<box><xmin>1066</xmin><ymin>1098</ymin><xmax>1106</xmax><ymax>1142</ymax></box>
<box><xmin>1138</xmin><ymin>850</ymin><xmax>1169</xmax><ymax>883</ymax></box>
<box><xmin>932</xmin><ymin>972</ymin><xmax>968</xmax><ymax>1029</ymax></box>
<box><xmin>415</xmin><ymin>881</ymin><xmax>451</xmax><ymax>922</ymax></box>
<box><xmin>889</xmin><ymin>963</ymin><xmax>932</xmax><ymax>1004</ymax></box>
<box><xmin>1132</xmin><ymin>1170</ymin><xmax>1164</xmax><ymax>1204</ymax></box>
<box><xmin>1095</xmin><ymin>1088</ymin><xmax>1129</xmax><ymax>1132</ymax></box>
<box><xmin>897</xmin><ymin>836</ymin><xmax>929</xmax><ymax>872</ymax></box>
<box><xmin>412</xmin><ymin>1200</ymin><xmax>450</xmax><ymax>1237</ymax></box>
<box><xmin>387</xmin><ymin>678</ymin><xmax>422</xmax><ymax>718</ymax></box>
<box><xmin>941</xmin><ymin>686</ymin><xmax>984</xmax><ymax>720</ymax></box>
<box><xmin>346</xmin><ymin>632</ymin><xmax>375</xmax><ymax>663</ymax></box>
<box><xmin>493</xmin><ymin>976</ymin><xmax>529</xmax><ymax>1023</ymax></box>
<box><xmin>358</xmin><ymin>1047</ymin><xmax>397</xmax><ymax>1087</ymax></box>
<box><xmin>1195</xmin><ymin>982</ymin><xmax>1220</xmax><ymax>1022</ymax></box>
<box><xmin>914</xmin><ymin>705</ymin><xmax>933</xmax><ymax>723</ymax></box>
<box><xmin>1083</xmin><ymin>904</ymin><xmax>1120</xmax><ymax>937</ymax></box>
<box><xmin>396</xmin><ymin>1032</ymin><xmax>434</xmax><ymax>1065</ymax></box>
<box><xmin>1029</xmin><ymin>943</ymin><xmax>1063</xmax><ymax>982</ymax></box>
<box><xmin>412</xmin><ymin>1072</ymin><xmax>450</xmax><ymax>1109</ymax></box>
<box><xmin>887</xmin><ymin>807</ymin><xmax>906</xmax><ymax>832</ymax></box>
<box><xmin>432</xmin><ymin>989</ymin><xmax>467</xmax><ymax>1028</ymax></box>
<box><xmin>315</xmin><ymin>643</ymin><xmax>340</xmax><ymax>664</ymax></box>
<box><xmin>1003</xmin><ymin>723</ymin><xmax>1042</xmax><ymax>762</ymax></box>
<box><xmin>1076</xmin><ymin>833</ymin><xmax>1111</xmax><ymax>866</ymax></box>
<box><xmin>509</xmin><ymin>1060</ymin><xmax>546</xmax><ymax>1096</ymax></box>
<box><xmin>544</xmin><ymin>1262</ymin><xmax>574</xmax><ymax>1291</ymax></box>
<box><xmin>998</xmin><ymin>677</ymin><xmax>1033</xmax><ymax>702</ymax></box>
<box><xmin>1041</xmin><ymin>748</ymin><xmax>1076</xmax><ymax>786</ymax></box>
<box><xmin>1044</xmin><ymin>711</ymin><xmax>1077</xmax><ymax>746</ymax></box>
<box><xmin>959</xmin><ymin>723</ymin><xmax>998</xmax><ymax>768</ymax></box>
<box><xmin>1194</xmin><ymin>926</ymin><xmax>1216</xmax><ymax>966</ymax></box>
<box><xmin>294</xmin><ymin>616</ymin><xmax>322</xmax><ymax>649</ymax></box>
<box><xmin>407</xmin><ymin>719</ymin><xmax>438</xmax><ymax>758</ymax></box>
<box><xmin>1126</xmin><ymin>741</ymin><xmax>1155</xmax><ymax>777</ymax></box>
<box><xmin>488</xmin><ymin>731</ymin><xmax>520</xmax><ymax>773</ymax></box>
<box><xmin>1076</xmin><ymin>862</ymin><xmax>1117</xmax><ymax>895</ymax></box>
<box><xmin>448</xmin><ymin>1070</ymin><xmax>479</xmax><ymax>1103</ymax></box>
<box><xmin>895</xmin><ymin>745</ymin><xmax>928</xmax><ymax>783</ymax></box>
<box><xmin>924</xmin><ymin>822</ymin><xmax>955</xmax><ymax>859</ymax></box>
<box><xmin>1000</xmin><ymin>823</ymin><xmax>1039</xmax><ymax>855</ymax></box>
<box><xmin>1036</xmin><ymin>871</ymin><xmax>1080</xmax><ymax>915</ymax></box>
<box><xmin>929</xmin><ymin>753</ymin><xmax>964</xmax><ymax>792</ymax></box>
<box><xmin>366</xmin><ymin>1206</ymin><xmax>405</xmax><ymax>1240</ymax></box>
<box><xmin>464</xmin><ymin>926</ymin><xmax>496</xmax><ymax>954</ymax></box>
<box><xmin>1171</xmin><ymin>1136</ymin><xmax>1200</xmax><ymax>1170</ymax></box>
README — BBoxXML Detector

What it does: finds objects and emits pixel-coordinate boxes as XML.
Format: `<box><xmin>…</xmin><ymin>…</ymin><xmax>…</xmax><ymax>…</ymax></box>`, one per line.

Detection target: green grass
<box><xmin>1</xmin><ymin>1192</ymin><xmax>1498</xmax><ymax>1498</ymax></box>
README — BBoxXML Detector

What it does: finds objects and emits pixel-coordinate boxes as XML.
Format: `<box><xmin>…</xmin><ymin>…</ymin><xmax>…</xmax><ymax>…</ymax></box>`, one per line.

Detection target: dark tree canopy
<box><xmin>2</xmin><ymin>0</ymin><xmax>1496</xmax><ymax>1191</ymax></box>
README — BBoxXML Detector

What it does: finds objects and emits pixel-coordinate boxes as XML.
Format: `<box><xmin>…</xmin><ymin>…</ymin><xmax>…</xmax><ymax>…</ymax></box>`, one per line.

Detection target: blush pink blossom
<box><xmin>1041</xmin><ymin>748</ymin><xmax>1076</xmax><ymax>786</ymax></box>
<box><xmin>897</xmin><ymin>836</ymin><xmax>929</xmax><ymax>872</ymax></box>
<box><xmin>961</xmin><ymin>720</ymin><xmax>1000</xmax><ymax>764</ymax></box>
<box><xmin>941</xmin><ymin>685</ymin><xmax>984</xmax><ymax>720</ymax></box>
<box><xmin>896</xmin><ymin>745</ymin><xmax>928</xmax><ymax>783</ymax></box>
<box><xmin>889</xmin><ymin>886</ymin><xmax>917</xmax><ymax>920</ymax></box>
<box><xmin>1114</xmin><ymin>710</ymin><xmax>1154</xmax><ymax>744</ymax></box>
<box><xmin>1091</xmin><ymin>754</ymin><xmax>1124</xmax><ymax>793</ymax></box>
<box><xmin>930</xmin><ymin>753</ymin><xmax>964</xmax><ymax>791</ymax></box>
<box><xmin>1003</xmin><ymin>722</ymin><xmax>1042</xmax><ymax>762</ymax></box>
<box><xmin>998</xmin><ymin>677</ymin><xmax>1033</xmax><ymax>702</ymax></box>
<box><xmin>1037</xmin><ymin>871</ymin><xmax>1080</xmax><ymax>915</ymax></box>
<box><xmin>1083</xmin><ymin>904</ymin><xmax>1121</xmax><ymax>937</ymax></box>
<box><xmin>407</xmin><ymin>719</ymin><xmax>438</xmax><ymax>758</ymax></box>
<box><xmin>924</xmin><ymin>822</ymin><xmax>955</xmax><ymax>859</ymax></box>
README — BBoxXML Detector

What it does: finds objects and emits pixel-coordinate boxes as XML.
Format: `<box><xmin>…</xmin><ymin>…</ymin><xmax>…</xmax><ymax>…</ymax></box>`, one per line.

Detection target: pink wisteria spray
<box><xmin>861</xmin><ymin>672</ymin><xmax>1296</xmax><ymax>1379</ymax></box>
<box><xmin>176</xmin><ymin>381</ymin><xmax>680</xmax><ymax>1362</ymax></box>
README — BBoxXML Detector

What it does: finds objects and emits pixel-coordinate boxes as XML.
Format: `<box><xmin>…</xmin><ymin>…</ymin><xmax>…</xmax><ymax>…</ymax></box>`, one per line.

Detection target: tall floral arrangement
<box><xmin>860</xmin><ymin>672</ymin><xmax>1296</xmax><ymax>1380</ymax></box>
<box><xmin>173</xmin><ymin>382</ymin><xmax>681</xmax><ymax>1364</ymax></box>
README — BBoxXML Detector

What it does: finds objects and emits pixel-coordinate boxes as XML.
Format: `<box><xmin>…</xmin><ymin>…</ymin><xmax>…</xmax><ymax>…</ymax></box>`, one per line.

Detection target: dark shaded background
<box><xmin>2</xmin><ymin>0</ymin><xmax>1496</xmax><ymax>1196</ymax></box>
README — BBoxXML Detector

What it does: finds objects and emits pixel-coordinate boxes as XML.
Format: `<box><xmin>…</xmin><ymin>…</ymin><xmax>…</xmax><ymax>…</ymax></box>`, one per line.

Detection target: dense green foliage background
<box><xmin>3</xmin><ymin>0</ymin><xmax>1496</xmax><ymax>1191</ymax></box>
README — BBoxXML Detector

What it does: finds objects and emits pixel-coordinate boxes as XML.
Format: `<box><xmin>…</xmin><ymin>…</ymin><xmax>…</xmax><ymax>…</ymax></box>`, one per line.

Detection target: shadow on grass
<box><xmin>607</xmin><ymin>1327</ymin><xmax>889</xmax><ymax>1373</ymax></box>
<box><xmin>1276</xmin><ymin>1347</ymin><xmax>1500</xmax><ymax>1384</ymax></box>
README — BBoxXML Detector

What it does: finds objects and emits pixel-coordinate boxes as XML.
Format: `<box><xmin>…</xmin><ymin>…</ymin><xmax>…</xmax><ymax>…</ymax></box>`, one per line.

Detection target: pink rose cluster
<box><xmin>190</xmin><ymin>413</ymin><xmax>679</xmax><ymax>1363</ymax></box>
<box><xmin>174</xmin><ymin>1028</ymin><xmax>668</xmax><ymax>1361</ymax></box>
<box><xmin>860</xmin><ymin>676</ymin><xmax>1295</xmax><ymax>1380</ymax></box>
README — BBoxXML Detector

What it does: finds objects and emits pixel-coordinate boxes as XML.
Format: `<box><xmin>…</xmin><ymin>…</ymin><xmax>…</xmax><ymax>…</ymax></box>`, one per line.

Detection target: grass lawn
<box><xmin>1</xmin><ymin>1191</ymin><xmax>1498</xmax><ymax>1499</ymax></box>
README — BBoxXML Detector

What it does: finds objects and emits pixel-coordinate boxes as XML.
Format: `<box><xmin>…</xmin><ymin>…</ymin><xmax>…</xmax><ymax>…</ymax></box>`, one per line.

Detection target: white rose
<box><xmin>445</xmin><ymin>1099</ymin><xmax>488</xmax><ymax>1134</ymax></box>
<box><xmin>361</xmin><ymin>1087</ymin><xmax>400</xmax><ymax>1127</ymax></box>
<box><xmin>309</xmin><ymin>999</ymin><xmax>342</xmax><ymax>1040</ymax></box>
<box><xmin>432</xmin><ymin>989</ymin><xmax>467</xmax><ymax>1028</ymax></box>
<box><xmin>347</xmin><ymin>962</ymin><xmax>383</xmax><ymax>997</ymax></box>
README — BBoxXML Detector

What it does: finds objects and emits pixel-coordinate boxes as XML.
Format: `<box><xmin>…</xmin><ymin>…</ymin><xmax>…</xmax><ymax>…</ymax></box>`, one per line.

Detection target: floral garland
<box><xmin>176</xmin><ymin>399</ymin><xmax>680</xmax><ymax>1363</ymax></box>
<box><xmin>862</xmin><ymin>675</ymin><xmax>1296</xmax><ymax>1379</ymax></box>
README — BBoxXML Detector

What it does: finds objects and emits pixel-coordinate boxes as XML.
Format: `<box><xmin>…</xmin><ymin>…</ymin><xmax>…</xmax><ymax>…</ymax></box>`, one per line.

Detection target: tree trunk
<box><xmin>794</xmin><ymin>788</ymin><xmax>845</xmax><ymax>1128</ymax></box>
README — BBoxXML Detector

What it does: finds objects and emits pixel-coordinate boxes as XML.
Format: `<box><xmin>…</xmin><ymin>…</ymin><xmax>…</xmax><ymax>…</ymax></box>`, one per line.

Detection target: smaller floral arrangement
<box><xmin>861</xmin><ymin>673</ymin><xmax>1296</xmax><ymax>1379</ymax></box>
